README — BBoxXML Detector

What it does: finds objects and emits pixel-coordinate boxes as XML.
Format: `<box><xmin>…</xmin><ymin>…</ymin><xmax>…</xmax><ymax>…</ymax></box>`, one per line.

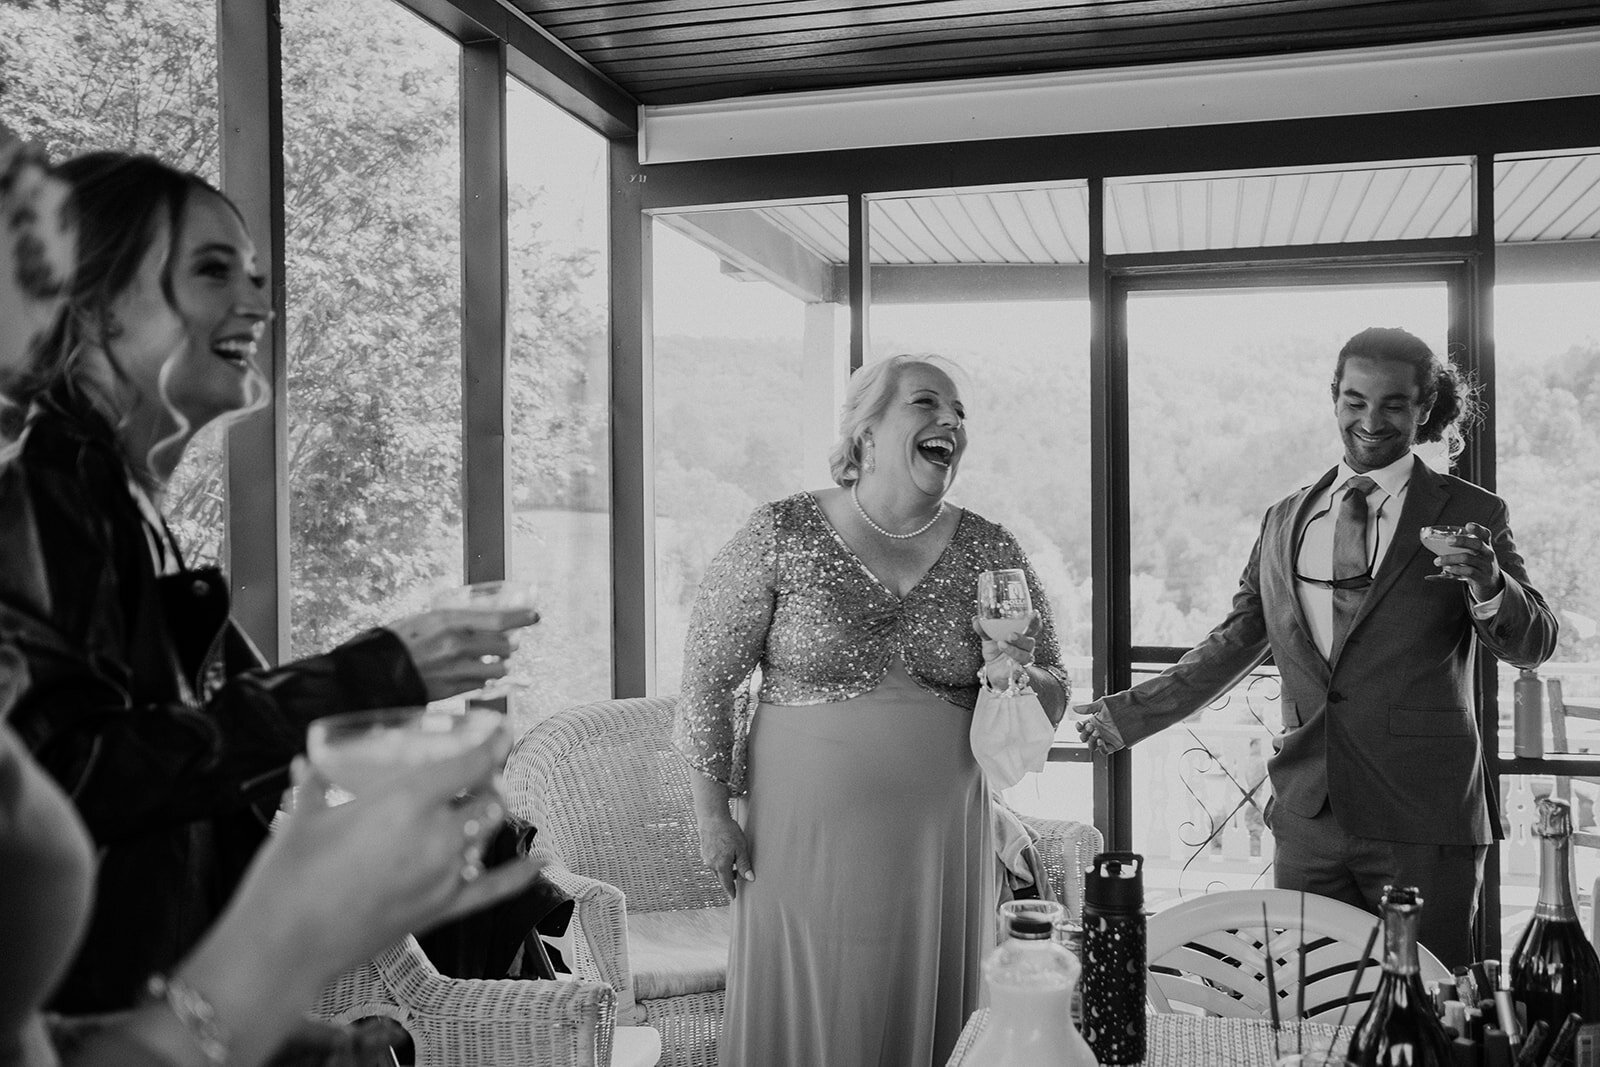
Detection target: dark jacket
<box><xmin>0</xmin><ymin>400</ymin><xmax>427</xmax><ymax>1011</ymax></box>
<box><xmin>1096</xmin><ymin>457</ymin><xmax>1558</xmax><ymax>846</ymax></box>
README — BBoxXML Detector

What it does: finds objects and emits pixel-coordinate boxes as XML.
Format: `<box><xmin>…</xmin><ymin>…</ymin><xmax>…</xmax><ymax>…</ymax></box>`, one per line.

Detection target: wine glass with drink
<box><xmin>977</xmin><ymin>568</ymin><xmax>1032</xmax><ymax>643</ymax></box>
<box><xmin>430</xmin><ymin>579</ymin><xmax>538</xmax><ymax>698</ymax></box>
<box><xmin>1419</xmin><ymin>524</ymin><xmax>1467</xmax><ymax>583</ymax></box>
<box><xmin>978</xmin><ymin>568</ymin><xmax>1032</xmax><ymax>690</ymax></box>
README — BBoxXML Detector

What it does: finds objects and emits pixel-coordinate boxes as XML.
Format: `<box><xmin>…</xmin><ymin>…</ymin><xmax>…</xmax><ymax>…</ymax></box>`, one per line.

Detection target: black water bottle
<box><xmin>1081</xmin><ymin>851</ymin><xmax>1146</xmax><ymax>1064</ymax></box>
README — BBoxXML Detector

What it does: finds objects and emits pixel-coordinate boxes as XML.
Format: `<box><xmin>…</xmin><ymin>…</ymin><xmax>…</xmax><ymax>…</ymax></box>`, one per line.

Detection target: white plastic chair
<box><xmin>1145</xmin><ymin>888</ymin><xmax>1450</xmax><ymax>1023</ymax></box>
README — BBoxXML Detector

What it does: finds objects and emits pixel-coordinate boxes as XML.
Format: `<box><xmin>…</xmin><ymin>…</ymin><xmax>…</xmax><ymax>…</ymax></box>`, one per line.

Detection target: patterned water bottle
<box><xmin>1081</xmin><ymin>852</ymin><xmax>1146</xmax><ymax>1064</ymax></box>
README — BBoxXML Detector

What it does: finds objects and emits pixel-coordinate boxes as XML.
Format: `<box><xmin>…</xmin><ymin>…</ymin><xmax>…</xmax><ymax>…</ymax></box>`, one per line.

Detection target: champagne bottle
<box><xmin>1510</xmin><ymin>796</ymin><xmax>1600</xmax><ymax>1035</ymax></box>
<box><xmin>1348</xmin><ymin>886</ymin><xmax>1453</xmax><ymax>1067</ymax></box>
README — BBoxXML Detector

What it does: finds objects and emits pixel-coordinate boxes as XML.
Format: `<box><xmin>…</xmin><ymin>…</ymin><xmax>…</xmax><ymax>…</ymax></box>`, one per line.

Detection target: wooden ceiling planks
<box><xmin>512</xmin><ymin>0</ymin><xmax>1600</xmax><ymax>103</ymax></box>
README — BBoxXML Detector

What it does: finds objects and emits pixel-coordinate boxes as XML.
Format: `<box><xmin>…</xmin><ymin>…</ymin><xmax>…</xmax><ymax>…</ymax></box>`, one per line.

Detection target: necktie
<box><xmin>1331</xmin><ymin>474</ymin><xmax>1377</xmax><ymax>651</ymax></box>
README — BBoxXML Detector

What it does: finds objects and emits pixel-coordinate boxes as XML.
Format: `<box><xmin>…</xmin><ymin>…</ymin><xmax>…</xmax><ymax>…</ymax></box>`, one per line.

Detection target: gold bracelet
<box><xmin>146</xmin><ymin>973</ymin><xmax>229</xmax><ymax>1066</ymax></box>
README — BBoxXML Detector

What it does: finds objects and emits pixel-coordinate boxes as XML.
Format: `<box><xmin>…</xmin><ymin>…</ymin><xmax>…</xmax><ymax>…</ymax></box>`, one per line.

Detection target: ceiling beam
<box><xmin>657</xmin><ymin>210</ymin><xmax>839</xmax><ymax>303</ymax></box>
<box><xmin>638</xmin><ymin>28</ymin><xmax>1600</xmax><ymax>164</ymax></box>
<box><xmin>870</xmin><ymin>263</ymin><xmax>1089</xmax><ymax>303</ymax></box>
<box><xmin>1498</xmin><ymin>238</ymin><xmax>1600</xmax><ymax>284</ymax></box>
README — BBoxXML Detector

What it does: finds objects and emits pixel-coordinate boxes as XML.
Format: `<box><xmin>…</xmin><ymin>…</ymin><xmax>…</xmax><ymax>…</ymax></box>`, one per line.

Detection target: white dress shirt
<box><xmin>1295</xmin><ymin>451</ymin><xmax>1499</xmax><ymax>661</ymax></box>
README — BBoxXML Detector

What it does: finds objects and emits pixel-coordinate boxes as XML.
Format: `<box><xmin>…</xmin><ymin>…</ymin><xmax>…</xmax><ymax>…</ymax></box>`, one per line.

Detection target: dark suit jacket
<box><xmin>1097</xmin><ymin>456</ymin><xmax>1558</xmax><ymax>846</ymax></box>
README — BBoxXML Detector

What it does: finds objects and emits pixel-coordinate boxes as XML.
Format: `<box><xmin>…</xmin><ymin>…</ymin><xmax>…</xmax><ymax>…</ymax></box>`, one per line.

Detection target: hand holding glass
<box><xmin>306</xmin><ymin>706</ymin><xmax>504</xmax><ymax>802</ymax></box>
<box><xmin>977</xmin><ymin>569</ymin><xmax>1032</xmax><ymax>643</ymax></box>
<box><xmin>430</xmin><ymin>579</ymin><xmax>538</xmax><ymax>697</ymax></box>
<box><xmin>1419</xmin><ymin>525</ymin><xmax>1468</xmax><ymax>582</ymax></box>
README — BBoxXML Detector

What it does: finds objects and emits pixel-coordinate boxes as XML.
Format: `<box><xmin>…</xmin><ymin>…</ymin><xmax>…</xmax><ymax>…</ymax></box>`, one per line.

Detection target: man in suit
<box><xmin>1077</xmin><ymin>326</ymin><xmax>1558</xmax><ymax>967</ymax></box>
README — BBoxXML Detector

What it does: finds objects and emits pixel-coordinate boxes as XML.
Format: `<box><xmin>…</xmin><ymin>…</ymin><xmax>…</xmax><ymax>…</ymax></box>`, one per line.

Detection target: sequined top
<box><xmin>674</xmin><ymin>492</ymin><xmax>1070</xmax><ymax>793</ymax></box>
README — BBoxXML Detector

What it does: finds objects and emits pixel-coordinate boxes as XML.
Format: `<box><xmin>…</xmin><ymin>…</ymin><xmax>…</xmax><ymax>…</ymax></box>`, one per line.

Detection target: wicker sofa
<box><xmin>506</xmin><ymin>694</ymin><xmax>1102</xmax><ymax>1067</ymax></box>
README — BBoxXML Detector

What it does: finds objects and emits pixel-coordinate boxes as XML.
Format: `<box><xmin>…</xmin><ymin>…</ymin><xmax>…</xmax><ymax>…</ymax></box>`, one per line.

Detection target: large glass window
<box><xmin>0</xmin><ymin>0</ymin><xmax>226</xmax><ymax>562</ymax></box>
<box><xmin>1492</xmin><ymin>146</ymin><xmax>1600</xmax><ymax>942</ymax></box>
<box><xmin>504</xmin><ymin>79</ymin><xmax>613</xmax><ymax>728</ymax></box>
<box><xmin>650</xmin><ymin>201</ymin><xmax>849</xmax><ymax>695</ymax></box>
<box><xmin>1125</xmin><ymin>283</ymin><xmax>1449</xmax><ymax>908</ymax></box>
<box><xmin>280</xmin><ymin>0</ymin><xmax>462</xmax><ymax>658</ymax></box>
<box><xmin>866</xmin><ymin>184</ymin><xmax>1094</xmax><ymax>825</ymax></box>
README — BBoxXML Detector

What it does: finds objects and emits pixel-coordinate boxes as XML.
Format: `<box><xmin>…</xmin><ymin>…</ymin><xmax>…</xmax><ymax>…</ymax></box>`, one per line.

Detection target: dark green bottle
<box><xmin>1348</xmin><ymin>886</ymin><xmax>1452</xmax><ymax>1067</ymax></box>
<box><xmin>1510</xmin><ymin>796</ymin><xmax>1600</xmax><ymax>1035</ymax></box>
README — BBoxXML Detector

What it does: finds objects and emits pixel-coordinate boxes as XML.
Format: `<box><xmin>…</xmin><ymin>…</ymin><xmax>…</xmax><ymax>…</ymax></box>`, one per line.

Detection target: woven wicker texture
<box><xmin>1146</xmin><ymin>888</ymin><xmax>1450</xmax><ymax>1023</ymax></box>
<box><xmin>508</xmin><ymin>697</ymin><xmax>725</xmax><ymax>1067</ymax></box>
<box><xmin>310</xmin><ymin>935</ymin><xmax>617</xmax><ymax>1067</ymax></box>
<box><xmin>1019</xmin><ymin>814</ymin><xmax>1102</xmax><ymax>920</ymax></box>
<box><xmin>948</xmin><ymin>1011</ymin><xmax>1352</xmax><ymax>1065</ymax></box>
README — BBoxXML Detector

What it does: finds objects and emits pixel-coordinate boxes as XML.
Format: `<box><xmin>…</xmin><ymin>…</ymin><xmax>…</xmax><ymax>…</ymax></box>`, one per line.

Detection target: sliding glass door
<box><xmin>1111</xmin><ymin>269</ymin><xmax>1457</xmax><ymax>911</ymax></box>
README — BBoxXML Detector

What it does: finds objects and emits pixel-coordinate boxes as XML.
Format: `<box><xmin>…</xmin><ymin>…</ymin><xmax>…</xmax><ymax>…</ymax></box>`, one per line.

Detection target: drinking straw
<box><xmin>1333</xmin><ymin>918</ymin><xmax>1383</xmax><ymax>1038</ymax></box>
<box><xmin>1297</xmin><ymin>890</ymin><xmax>1307</xmax><ymax>1054</ymax></box>
<box><xmin>1263</xmin><ymin>901</ymin><xmax>1282</xmax><ymax>1052</ymax></box>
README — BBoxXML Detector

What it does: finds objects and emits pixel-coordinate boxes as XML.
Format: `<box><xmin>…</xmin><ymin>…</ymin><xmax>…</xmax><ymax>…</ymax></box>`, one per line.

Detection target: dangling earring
<box><xmin>862</xmin><ymin>438</ymin><xmax>875</xmax><ymax>474</ymax></box>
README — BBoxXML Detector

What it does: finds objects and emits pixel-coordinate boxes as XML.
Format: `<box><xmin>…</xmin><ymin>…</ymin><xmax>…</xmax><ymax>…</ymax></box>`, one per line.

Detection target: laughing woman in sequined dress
<box><xmin>674</xmin><ymin>354</ymin><xmax>1071</xmax><ymax>1067</ymax></box>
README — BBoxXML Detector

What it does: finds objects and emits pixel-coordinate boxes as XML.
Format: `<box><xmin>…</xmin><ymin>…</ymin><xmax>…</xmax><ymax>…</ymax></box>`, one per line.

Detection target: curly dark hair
<box><xmin>1330</xmin><ymin>327</ymin><xmax>1480</xmax><ymax>456</ymax></box>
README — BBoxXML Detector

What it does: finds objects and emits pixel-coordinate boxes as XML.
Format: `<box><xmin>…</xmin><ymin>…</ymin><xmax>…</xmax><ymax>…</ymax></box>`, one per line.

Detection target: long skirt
<box><xmin>719</xmin><ymin>667</ymin><xmax>995</xmax><ymax>1067</ymax></box>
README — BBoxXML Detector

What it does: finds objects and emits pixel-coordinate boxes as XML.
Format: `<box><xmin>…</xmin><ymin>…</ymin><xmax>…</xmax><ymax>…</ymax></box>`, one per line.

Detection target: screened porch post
<box><xmin>218</xmin><ymin>0</ymin><xmax>289</xmax><ymax>663</ymax></box>
<box><xmin>610</xmin><ymin>137</ymin><xmax>653</xmax><ymax>697</ymax></box>
<box><xmin>460</xmin><ymin>38</ymin><xmax>511</xmax><ymax>584</ymax></box>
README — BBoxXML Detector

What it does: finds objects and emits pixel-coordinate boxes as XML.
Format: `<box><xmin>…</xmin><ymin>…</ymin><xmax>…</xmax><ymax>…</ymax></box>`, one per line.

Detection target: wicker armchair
<box><xmin>508</xmin><ymin>697</ymin><xmax>725</xmax><ymax>1067</ymax></box>
<box><xmin>506</xmin><ymin>695</ymin><xmax>1103</xmax><ymax>1067</ymax></box>
<box><xmin>310</xmin><ymin>934</ymin><xmax>619</xmax><ymax>1066</ymax></box>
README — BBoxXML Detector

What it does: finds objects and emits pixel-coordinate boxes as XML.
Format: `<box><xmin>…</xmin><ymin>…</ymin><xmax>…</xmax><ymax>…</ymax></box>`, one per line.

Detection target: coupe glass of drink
<box><xmin>1419</xmin><ymin>524</ymin><xmax>1467</xmax><ymax>582</ymax></box>
<box><xmin>306</xmin><ymin>706</ymin><xmax>503</xmax><ymax>805</ymax></box>
<box><xmin>430</xmin><ymin>579</ymin><xmax>538</xmax><ymax>697</ymax></box>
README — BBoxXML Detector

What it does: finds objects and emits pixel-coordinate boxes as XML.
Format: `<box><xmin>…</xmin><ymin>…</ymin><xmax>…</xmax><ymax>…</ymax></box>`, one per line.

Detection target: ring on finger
<box><xmin>459</xmin><ymin>846</ymin><xmax>484</xmax><ymax>883</ymax></box>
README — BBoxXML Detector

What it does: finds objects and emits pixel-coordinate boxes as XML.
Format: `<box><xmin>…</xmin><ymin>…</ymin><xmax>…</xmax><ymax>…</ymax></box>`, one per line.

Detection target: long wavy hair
<box><xmin>1330</xmin><ymin>326</ymin><xmax>1481</xmax><ymax>461</ymax></box>
<box><xmin>5</xmin><ymin>152</ymin><xmax>268</xmax><ymax>482</ymax></box>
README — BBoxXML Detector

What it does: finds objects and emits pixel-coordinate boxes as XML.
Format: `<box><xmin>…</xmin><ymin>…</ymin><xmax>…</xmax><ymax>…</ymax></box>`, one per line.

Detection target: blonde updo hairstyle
<box><xmin>828</xmin><ymin>353</ymin><xmax>965</xmax><ymax>487</ymax></box>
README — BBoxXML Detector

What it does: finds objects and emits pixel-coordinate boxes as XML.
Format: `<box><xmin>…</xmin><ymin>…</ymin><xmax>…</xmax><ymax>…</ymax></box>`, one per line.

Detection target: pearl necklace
<box><xmin>851</xmin><ymin>484</ymin><xmax>946</xmax><ymax>540</ymax></box>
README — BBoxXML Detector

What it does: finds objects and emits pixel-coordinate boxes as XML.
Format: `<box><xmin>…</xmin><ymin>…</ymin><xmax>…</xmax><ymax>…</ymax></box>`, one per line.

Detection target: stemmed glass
<box><xmin>1419</xmin><ymin>524</ymin><xmax>1468</xmax><ymax>582</ymax></box>
<box><xmin>430</xmin><ymin>579</ymin><xmax>538</xmax><ymax>698</ymax></box>
<box><xmin>977</xmin><ymin>568</ymin><xmax>1032</xmax><ymax>643</ymax></box>
<box><xmin>978</xmin><ymin>568</ymin><xmax>1032</xmax><ymax>694</ymax></box>
<box><xmin>306</xmin><ymin>706</ymin><xmax>503</xmax><ymax>805</ymax></box>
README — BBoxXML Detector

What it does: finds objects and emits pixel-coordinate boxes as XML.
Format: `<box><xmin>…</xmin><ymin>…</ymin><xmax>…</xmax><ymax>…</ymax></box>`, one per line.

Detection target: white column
<box><xmin>801</xmin><ymin>301</ymin><xmax>846</xmax><ymax>487</ymax></box>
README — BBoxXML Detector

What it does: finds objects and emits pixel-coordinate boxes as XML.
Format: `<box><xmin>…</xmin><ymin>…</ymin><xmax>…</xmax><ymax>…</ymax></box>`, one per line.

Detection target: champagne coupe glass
<box><xmin>977</xmin><ymin>568</ymin><xmax>1032</xmax><ymax>644</ymax></box>
<box><xmin>306</xmin><ymin>706</ymin><xmax>503</xmax><ymax>805</ymax></box>
<box><xmin>430</xmin><ymin>579</ymin><xmax>538</xmax><ymax>698</ymax></box>
<box><xmin>1419</xmin><ymin>524</ymin><xmax>1467</xmax><ymax>583</ymax></box>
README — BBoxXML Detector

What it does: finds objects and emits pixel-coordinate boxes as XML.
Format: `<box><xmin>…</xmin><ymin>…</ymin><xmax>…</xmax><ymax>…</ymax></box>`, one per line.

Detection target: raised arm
<box><xmin>1463</xmin><ymin>502</ymin><xmax>1560</xmax><ymax>670</ymax></box>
